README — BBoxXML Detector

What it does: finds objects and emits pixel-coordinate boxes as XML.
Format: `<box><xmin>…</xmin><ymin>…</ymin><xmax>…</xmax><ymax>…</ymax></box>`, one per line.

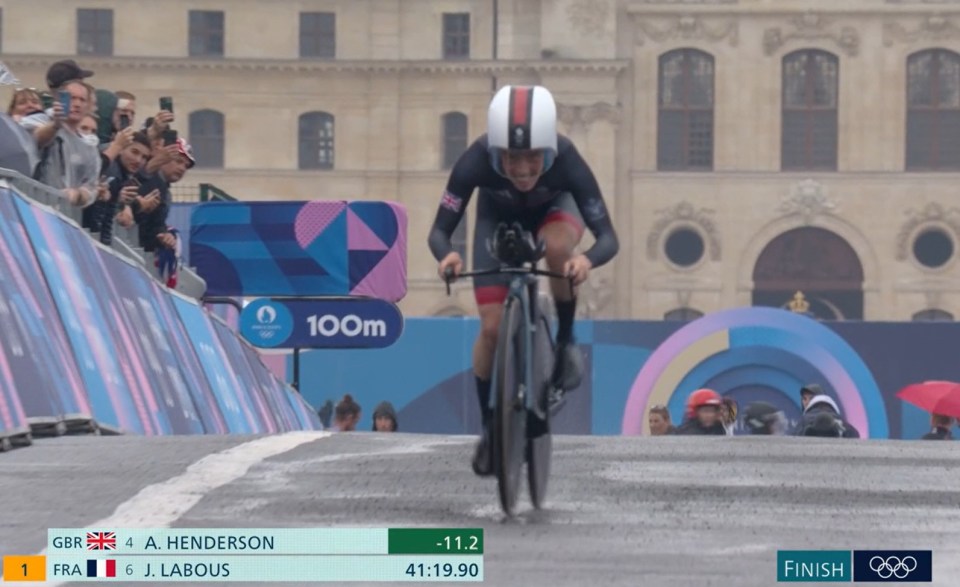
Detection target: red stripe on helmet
<box><xmin>510</xmin><ymin>87</ymin><xmax>531</xmax><ymax>127</ymax></box>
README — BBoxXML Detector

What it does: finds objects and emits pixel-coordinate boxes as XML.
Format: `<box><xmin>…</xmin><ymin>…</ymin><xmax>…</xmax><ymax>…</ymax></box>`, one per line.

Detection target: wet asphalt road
<box><xmin>2</xmin><ymin>432</ymin><xmax>959</xmax><ymax>586</ymax></box>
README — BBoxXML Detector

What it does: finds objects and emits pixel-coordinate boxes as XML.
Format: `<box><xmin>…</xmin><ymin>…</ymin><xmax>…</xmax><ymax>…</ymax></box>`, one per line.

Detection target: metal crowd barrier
<box><xmin>0</xmin><ymin>168</ymin><xmax>207</xmax><ymax>300</ymax></box>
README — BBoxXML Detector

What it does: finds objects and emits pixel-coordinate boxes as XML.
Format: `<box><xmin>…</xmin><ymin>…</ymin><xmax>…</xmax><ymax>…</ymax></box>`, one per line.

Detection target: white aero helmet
<box><xmin>487</xmin><ymin>85</ymin><xmax>558</xmax><ymax>177</ymax></box>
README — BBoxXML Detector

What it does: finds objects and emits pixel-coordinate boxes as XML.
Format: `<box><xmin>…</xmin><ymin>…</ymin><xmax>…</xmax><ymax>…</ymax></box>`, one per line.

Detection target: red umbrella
<box><xmin>896</xmin><ymin>381</ymin><xmax>960</xmax><ymax>419</ymax></box>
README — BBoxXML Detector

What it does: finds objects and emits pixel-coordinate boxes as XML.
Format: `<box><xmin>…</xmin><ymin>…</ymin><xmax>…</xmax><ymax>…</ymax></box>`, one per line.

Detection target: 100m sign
<box><xmin>306</xmin><ymin>314</ymin><xmax>388</xmax><ymax>338</ymax></box>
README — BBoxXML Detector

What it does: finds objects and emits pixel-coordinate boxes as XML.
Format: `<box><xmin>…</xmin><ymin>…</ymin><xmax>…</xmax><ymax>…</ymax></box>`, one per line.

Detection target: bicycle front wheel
<box><xmin>493</xmin><ymin>296</ymin><xmax>526</xmax><ymax>516</ymax></box>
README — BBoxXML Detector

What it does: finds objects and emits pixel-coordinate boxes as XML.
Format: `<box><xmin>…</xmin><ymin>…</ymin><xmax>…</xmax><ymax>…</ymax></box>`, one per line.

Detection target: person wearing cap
<box><xmin>672</xmin><ymin>388</ymin><xmax>727</xmax><ymax>435</ymax></box>
<box><xmin>372</xmin><ymin>401</ymin><xmax>398</xmax><ymax>432</ymax></box>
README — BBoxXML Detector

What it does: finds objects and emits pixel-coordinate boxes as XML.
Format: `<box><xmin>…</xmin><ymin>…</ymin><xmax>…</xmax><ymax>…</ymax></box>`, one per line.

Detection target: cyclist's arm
<box><xmin>561</xmin><ymin>143</ymin><xmax>620</xmax><ymax>268</ymax></box>
<box><xmin>427</xmin><ymin>140</ymin><xmax>486</xmax><ymax>261</ymax></box>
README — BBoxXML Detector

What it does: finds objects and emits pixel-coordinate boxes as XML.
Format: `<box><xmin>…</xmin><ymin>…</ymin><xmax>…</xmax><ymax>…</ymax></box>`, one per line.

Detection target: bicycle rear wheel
<box><xmin>527</xmin><ymin>313</ymin><xmax>553</xmax><ymax>509</ymax></box>
<box><xmin>493</xmin><ymin>296</ymin><xmax>526</xmax><ymax>516</ymax></box>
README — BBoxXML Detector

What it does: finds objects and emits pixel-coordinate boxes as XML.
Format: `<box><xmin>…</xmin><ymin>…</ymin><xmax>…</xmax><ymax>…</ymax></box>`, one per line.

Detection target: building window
<box><xmin>912</xmin><ymin>309</ymin><xmax>954</xmax><ymax>321</ymax></box>
<box><xmin>657</xmin><ymin>48</ymin><xmax>714</xmax><ymax>171</ymax></box>
<box><xmin>443</xmin><ymin>13</ymin><xmax>470</xmax><ymax>60</ymax></box>
<box><xmin>298</xmin><ymin>112</ymin><xmax>335</xmax><ymax>170</ymax></box>
<box><xmin>188</xmin><ymin>110</ymin><xmax>225</xmax><ymax>168</ymax></box>
<box><xmin>663</xmin><ymin>308</ymin><xmax>704</xmax><ymax>321</ymax></box>
<box><xmin>442</xmin><ymin>112</ymin><xmax>468</xmax><ymax>169</ymax></box>
<box><xmin>77</xmin><ymin>9</ymin><xmax>113</xmax><ymax>56</ymax></box>
<box><xmin>781</xmin><ymin>49</ymin><xmax>839</xmax><ymax>171</ymax></box>
<box><xmin>189</xmin><ymin>10</ymin><xmax>224</xmax><ymax>57</ymax></box>
<box><xmin>300</xmin><ymin>12</ymin><xmax>335</xmax><ymax>59</ymax></box>
<box><xmin>906</xmin><ymin>49</ymin><xmax>960</xmax><ymax>170</ymax></box>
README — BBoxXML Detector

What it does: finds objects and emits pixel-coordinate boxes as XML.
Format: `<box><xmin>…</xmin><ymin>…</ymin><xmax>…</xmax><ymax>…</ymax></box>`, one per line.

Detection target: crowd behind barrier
<box><xmin>0</xmin><ymin>180</ymin><xmax>322</xmax><ymax>450</ymax></box>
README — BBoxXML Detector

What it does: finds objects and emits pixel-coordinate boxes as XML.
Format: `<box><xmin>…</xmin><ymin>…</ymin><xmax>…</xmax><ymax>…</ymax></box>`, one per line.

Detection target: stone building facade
<box><xmin>2</xmin><ymin>0</ymin><xmax>959</xmax><ymax>321</ymax></box>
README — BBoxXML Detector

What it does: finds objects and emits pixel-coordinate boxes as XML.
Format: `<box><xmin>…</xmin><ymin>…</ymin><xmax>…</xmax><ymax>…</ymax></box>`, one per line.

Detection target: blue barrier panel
<box><xmin>0</xmin><ymin>188</ymin><xmax>92</xmax><ymax>428</ymax></box>
<box><xmin>170</xmin><ymin>297</ymin><xmax>261</xmax><ymax>434</ymax></box>
<box><xmin>210</xmin><ymin>318</ymin><xmax>280</xmax><ymax>434</ymax></box>
<box><xmin>156</xmin><ymin>292</ymin><xmax>229</xmax><ymax>434</ymax></box>
<box><xmin>239</xmin><ymin>343</ymin><xmax>302</xmax><ymax>432</ymax></box>
<box><xmin>94</xmin><ymin>248</ymin><xmax>206</xmax><ymax>435</ymax></box>
<box><xmin>13</xmin><ymin>196</ymin><xmax>151</xmax><ymax>434</ymax></box>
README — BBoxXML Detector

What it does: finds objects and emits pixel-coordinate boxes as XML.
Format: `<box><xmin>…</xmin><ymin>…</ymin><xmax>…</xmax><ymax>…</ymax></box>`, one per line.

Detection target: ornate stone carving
<box><xmin>762</xmin><ymin>12</ymin><xmax>860</xmax><ymax>57</ymax></box>
<box><xmin>895</xmin><ymin>202</ymin><xmax>960</xmax><ymax>260</ymax></box>
<box><xmin>777</xmin><ymin>179</ymin><xmax>838</xmax><ymax>224</ymax></box>
<box><xmin>568</xmin><ymin>0</ymin><xmax>611</xmax><ymax>37</ymax></box>
<box><xmin>557</xmin><ymin>102</ymin><xmax>622</xmax><ymax>133</ymax></box>
<box><xmin>883</xmin><ymin>14</ymin><xmax>960</xmax><ymax>47</ymax></box>
<box><xmin>646</xmin><ymin>202</ymin><xmax>721</xmax><ymax>261</ymax></box>
<box><xmin>634</xmin><ymin>15</ymin><xmax>739</xmax><ymax>47</ymax></box>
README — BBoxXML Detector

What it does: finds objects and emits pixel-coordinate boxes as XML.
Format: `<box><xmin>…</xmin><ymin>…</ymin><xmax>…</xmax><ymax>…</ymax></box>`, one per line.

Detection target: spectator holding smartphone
<box><xmin>86</xmin><ymin>131</ymin><xmax>153</xmax><ymax>245</ymax></box>
<box><xmin>131</xmin><ymin>137</ymin><xmax>194</xmax><ymax>252</ymax></box>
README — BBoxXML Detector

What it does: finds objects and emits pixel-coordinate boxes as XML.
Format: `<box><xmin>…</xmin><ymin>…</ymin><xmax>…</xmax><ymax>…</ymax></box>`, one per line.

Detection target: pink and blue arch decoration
<box><xmin>622</xmin><ymin>307</ymin><xmax>889</xmax><ymax>438</ymax></box>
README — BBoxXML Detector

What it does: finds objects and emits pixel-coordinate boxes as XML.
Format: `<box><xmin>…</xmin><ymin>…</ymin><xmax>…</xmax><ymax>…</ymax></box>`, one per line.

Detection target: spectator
<box><xmin>647</xmin><ymin>405</ymin><xmax>675</xmax><ymax>436</ymax></box>
<box><xmin>7</xmin><ymin>88</ymin><xmax>42</xmax><ymax>121</ymax></box>
<box><xmin>317</xmin><ymin>399</ymin><xmax>334</xmax><ymax>429</ymax></box>
<box><xmin>793</xmin><ymin>395</ymin><xmax>860</xmax><ymax>438</ymax></box>
<box><xmin>126</xmin><ymin>137</ymin><xmax>193</xmax><ymax>253</ymax></box>
<box><xmin>744</xmin><ymin>401</ymin><xmax>787</xmax><ymax>435</ymax></box>
<box><xmin>372</xmin><ymin>401</ymin><xmax>398</xmax><ymax>432</ymax></box>
<box><xmin>94</xmin><ymin>89</ymin><xmax>119</xmax><ymax>145</ymax></box>
<box><xmin>88</xmin><ymin>131</ymin><xmax>153</xmax><ymax>245</ymax></box>
<box><xmin>720</xmin><ymin>396</ymin><xmax>738</xmax><ymax>435</ymax></box>
<box><xmin>673</xmin><ymin>388</ymin><xmax>726</xmax><ymax>436</ymax></box>
<box><xmin>114</xmin><ymin>91</ymin><xmax>137</xmax><ymax>129</ymax></box>
<box><xmin>921</xmin><ymin>414</ymin><xmax>954</xmax><ymax>440</ymax></box>
<box><xmin>27</xmin><ymin>79</ymin><xmax>100</xmax><ymax>207</ymax></box>
<box><xmin>333</xmin><ymin>394</ymin><xmax>361</xmax><ymax>432</ymax></box>
<box><xmin>800</xmin><ymin>383</ymin><xmax>823</xmax><ymax>410</ymax></box>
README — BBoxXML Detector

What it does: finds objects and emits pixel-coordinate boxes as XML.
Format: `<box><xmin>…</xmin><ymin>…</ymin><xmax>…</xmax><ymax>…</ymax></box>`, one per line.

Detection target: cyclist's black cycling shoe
<box><xmin>552</xmin><ymin>342</ymin><xmax>583</xmax><ymax>391</ymax></box>
<box><xmin>471</xmin><ymin>434</ymin><xmax>494</xmax><ymax>477</ymax></box>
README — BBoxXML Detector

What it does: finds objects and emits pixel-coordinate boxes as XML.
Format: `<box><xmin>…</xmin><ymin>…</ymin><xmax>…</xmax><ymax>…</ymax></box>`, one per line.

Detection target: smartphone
<box><xmin>41</xmin><ymin>93</ymin><xmax>54</xmax><ymax>110</ymax></box>
<box><xmin>58</xmin><ymin>91</ymin><xmax>71</xmax><ymax>114</ymax></box>
<box><xmin>124</xmin><ymin>176</ymin><xmax>141</xmax><ymax>188</ymax></box>
<box><xmin>162</xmin><ymin>129</ymin><xmax>178</xmax><ymax>146</ymax></box>
<box><xmin>118</xmin><ymin>114</ymin><xmax>130</xmax><ymax>130</ymax></box>
<box><xmin>159</xmin><ymin>96</ymin><xmax>173</xmax><ymax>113</ymax></box>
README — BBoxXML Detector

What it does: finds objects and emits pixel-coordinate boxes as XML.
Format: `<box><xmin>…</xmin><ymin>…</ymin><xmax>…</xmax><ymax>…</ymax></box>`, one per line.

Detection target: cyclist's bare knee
<box><xmin>539</xmin><ymin>221</ymin><xmax>580</xmax><ymax>272</ymax></box>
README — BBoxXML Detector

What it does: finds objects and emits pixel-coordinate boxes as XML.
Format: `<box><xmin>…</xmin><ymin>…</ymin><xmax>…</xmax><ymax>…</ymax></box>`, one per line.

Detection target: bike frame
<box><xmin>445</xmin><ymin>264</ymin><xmax>573</xmax><ymax>419</ymax></box>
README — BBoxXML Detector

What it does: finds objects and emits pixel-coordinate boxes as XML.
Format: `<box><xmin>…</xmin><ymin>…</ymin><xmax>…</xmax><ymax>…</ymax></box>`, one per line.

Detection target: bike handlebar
<box><xmin>443</xmin><ymin>265</ymin><xmax>575</xmax><ymax>298</ymax></box>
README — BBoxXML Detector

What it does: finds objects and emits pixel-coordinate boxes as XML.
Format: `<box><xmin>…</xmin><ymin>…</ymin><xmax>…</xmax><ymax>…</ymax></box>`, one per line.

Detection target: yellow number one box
<box><xmin>3</xmin><ymin>556</ymin><xmax>46</xmax><ymax>582</ymax></box>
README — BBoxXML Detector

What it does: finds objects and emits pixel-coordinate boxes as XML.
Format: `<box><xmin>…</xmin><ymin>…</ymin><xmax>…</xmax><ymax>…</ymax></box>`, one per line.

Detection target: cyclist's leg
<box><xmin>536</xmin><ymin>192</ymin><xmax>585</xmax><ymax>388</ymax></box>
<box><xmin>470</xmin><ymin>194</ymin><xmax>510</xmax><ymax>475</ymax></box>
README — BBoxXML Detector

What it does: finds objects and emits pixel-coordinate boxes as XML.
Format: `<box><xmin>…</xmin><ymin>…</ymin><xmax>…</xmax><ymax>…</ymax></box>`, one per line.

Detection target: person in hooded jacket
<box><xmin>372</xmin><ymin>401</ymin><xmax>398</xmax><ymax>432</ymax></box>
<box><xmin>799</xmin><ymin>383</ymin><xmax>824</xmax><ymax>410</ymax></box>
<box><xmin>673</xmin><ymin>388</ymin><xmax>727</xmax><ymax>436</ymax></box>
<box><xmin>793</xmin><ymin>395</ymin><xmax>860</xmax><ymax>438</ymax></box>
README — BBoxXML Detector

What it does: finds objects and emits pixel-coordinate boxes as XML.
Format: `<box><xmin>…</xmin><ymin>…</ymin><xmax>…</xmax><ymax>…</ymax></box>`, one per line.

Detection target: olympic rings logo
<box><xmin>869</xmin><ymin>555</ymin><xmax>917</xmax><ymax>579</ymax></box>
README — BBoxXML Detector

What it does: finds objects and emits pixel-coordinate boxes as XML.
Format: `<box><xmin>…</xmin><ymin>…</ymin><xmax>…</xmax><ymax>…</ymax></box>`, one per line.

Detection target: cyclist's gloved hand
<box><xmin>563</xmin><ymin>254</ymin><xmax>592</xmax><ymax>286</ymax></box>
<box><xmin>439</xmin><ymin>251</ymin><xmax>463</xmax><ymax>280</ymax></box>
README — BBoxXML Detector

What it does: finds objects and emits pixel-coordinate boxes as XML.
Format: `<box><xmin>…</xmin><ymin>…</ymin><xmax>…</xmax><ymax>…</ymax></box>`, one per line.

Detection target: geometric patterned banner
<box><xmin>189</xmin><ymin>201</ymin><xmax>408</xmax><ymax>301</ymax></box>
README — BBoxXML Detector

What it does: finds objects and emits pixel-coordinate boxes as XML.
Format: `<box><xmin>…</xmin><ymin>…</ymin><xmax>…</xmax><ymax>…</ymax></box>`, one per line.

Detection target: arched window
<box><xmin>298</xmin><ymin>112</ymin><xmax>335</xmax><ymax>170</ymax></box>
<box><xmin>442</xmin><ymin>112</ymin><xmax>468</xmax><ymax>169</ymax></box>
<box><xmin>663</xmin><ymin>307</ymin><xmax>704</xmax><ymax>321</ymax></box>
<box><xmin>657</xmin><ymin>48</ymin><xmax>714</xmax><ymax>171</ymax></box>
<box><xmin>188</xmin><ymin>110</ymin><xmax>224</xmax><ymax>168</ymax></box>
<box><xmin>911</xmin><ymin>308</ymin><xmax>954</xmax><ymax>322</ymax></box>
<box><xmin>906</xmin><ymin>49</ymin><xmax>960</xmax><ymax>170</ymax></box>
<box><xmin>781</xmin><ymin>49</ymin><xmax>839</xmax><ymax>170</ymax></box>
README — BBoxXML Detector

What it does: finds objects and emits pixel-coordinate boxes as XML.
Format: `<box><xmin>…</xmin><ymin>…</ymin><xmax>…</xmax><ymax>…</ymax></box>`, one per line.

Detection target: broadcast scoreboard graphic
<box><xmin>2</xmin><ymin>528</ymin><xmax>483</xmax><ymax>582</ymax></box>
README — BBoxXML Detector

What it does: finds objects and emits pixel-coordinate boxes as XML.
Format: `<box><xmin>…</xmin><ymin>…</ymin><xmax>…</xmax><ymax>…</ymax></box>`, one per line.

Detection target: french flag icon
<box><xmin>86</xmin><ymin>559</ymin><xmax>116</xmax><ymax>578</ymax></box>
